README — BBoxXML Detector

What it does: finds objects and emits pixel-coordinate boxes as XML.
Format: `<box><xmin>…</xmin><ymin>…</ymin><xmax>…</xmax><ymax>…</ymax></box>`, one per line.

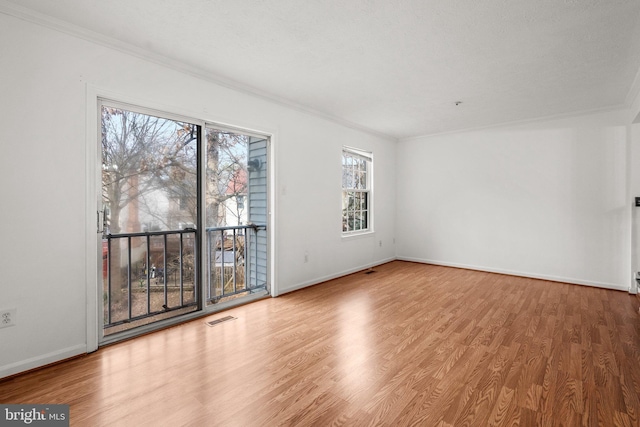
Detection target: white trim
<box><xmin>199</xmin><ymin>114</ymin><xmax>207</xmax><ymax>318</ymax></box>
<box><xmin>280</xmin><ymin>254</ymin><xmax>630</xmax><ymax>294</ymax></box>
<box><xmin>0</xmin><ymin>344</ymin><xmax>86</xmax><ymax>380</ymax></box>
<box><xmin>269</xmin><ymin>136</ymin><xmax>279</xmax><ymax>297</ymax></box>
<box><xmin>341</xmin><ymin>230</ymin><xmax>376</xmax><ymax>240</ymax></box>
<box><xmin>630</xmin><ymin>80</ymin><xmax>640</xmax><ymax>124</ymax></box>
<box><xmin>93</xmin><ymin>87</ymin><xmax>277</xmax><ymax>145</ymax></box>
<box><xmin>100</xmin><ymin>98</ymin><xmax>206</xmax><ymax>128</ymax></box>
<box><xmin>397</xmin><ymin>256</ymin><xmax>629</xmax><ymax>292</ymax></box>
<box><xmin>278</xmin><ymin>257</ymin><xmax>396</xmax><ymax>295</ymax></box>
<box><xmin>626</xmin><ymin>123</ymin><xmax>637</xmax><ymax>295</ymax></box>
<box><xmin>343</xmin><ymin>145</ymin><xmax>373</xmax><ymax>162</ymax></box>
<box><xmin>629</xmin><ymin>273</ymin><xmax>638</xmax><ymax>295</ymax></box>
<box><xmin>626</xmin><ymin>61</ymin><xmax>640</xmax><ymax>110</ymax></box>
<box><xmin>205</xmin><ymin>122</ymin><xmax>270</xmax><ymax>141</ymax></box>
<box><xmin>399</xmin><ymin>104</ymin><xmax>628</xmax><ymax>142</ymax></box>
<box><xmin>267</xmin><ymin>137</ymin><xmax>278</xmax><ymax>297</ymax></box>
<box><xmin>85</xmin><ymin>84</ymin><xmax>100</xmax><ymax>353</ymax></box>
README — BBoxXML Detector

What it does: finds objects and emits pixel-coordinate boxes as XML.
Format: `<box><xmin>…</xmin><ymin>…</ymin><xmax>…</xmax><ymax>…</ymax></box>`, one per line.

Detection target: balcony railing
<box><xmin>103</xmin><ymin>229</ymin><xmax>198</xmax><ymax>329</ymax></box>
<box><xmin>103</xmin><ymin>224</ymin><xmax>265</xmax><ymax>330</ymax></box>
<box><xmin>206</xmin><ymin>224</ymin><xmax>266</xmax><ymax>303</ymax></box>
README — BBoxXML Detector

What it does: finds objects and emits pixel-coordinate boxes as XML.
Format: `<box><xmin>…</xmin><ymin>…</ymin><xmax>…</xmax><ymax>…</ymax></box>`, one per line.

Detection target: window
<box><xmin>342</xmin><ymin>147</ymin><xmax>372</xmax><ymax>234</ymax></box>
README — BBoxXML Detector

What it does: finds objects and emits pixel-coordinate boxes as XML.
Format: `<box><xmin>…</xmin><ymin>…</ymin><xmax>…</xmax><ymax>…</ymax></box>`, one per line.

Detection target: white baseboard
<box><xmin>397</xmin><ymin>256</ymin><xmax>629</xmax><ymax>292</ymax></box>
<box><xmin>280</xmin><ymin>257</ymin><xmax>396</xmax><ymax>295</ymax></box>
<box><xmin>0</xmin><ymin>344</ymin><xmax>87</xmax><ymax>380</ymax></box>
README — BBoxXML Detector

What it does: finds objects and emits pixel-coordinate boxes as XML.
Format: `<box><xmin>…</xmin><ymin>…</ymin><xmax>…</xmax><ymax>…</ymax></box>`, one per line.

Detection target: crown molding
<box><xmin>626</xmin><ymin>61</ymin><xmax>640</xmax><ymax>109</ymax></box>
<box><xmin>628</xmin><ymin>65</ymin><xmax>640</xmax><ymax>123</ymax></box>
<box><xmin>399</xmin><ymin>104</ymin><xmax>629</xmax><ymax>142</ymax></box>
<box><xmin>0</xmin><ymin>0</ymin><xmax>396</xmax><ymax>142</ymax></box>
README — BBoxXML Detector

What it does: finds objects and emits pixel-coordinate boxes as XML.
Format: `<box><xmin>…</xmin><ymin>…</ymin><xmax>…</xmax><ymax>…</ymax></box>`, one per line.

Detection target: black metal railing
<box><xmin>206</xmin><ymin>224</ymin><xmax>266</xmax><ymax>302</ymax></box>
<box><xmin>103</xmin><ymin>229</ymin><xmax>197</xmax><ymax>328</ymax></box>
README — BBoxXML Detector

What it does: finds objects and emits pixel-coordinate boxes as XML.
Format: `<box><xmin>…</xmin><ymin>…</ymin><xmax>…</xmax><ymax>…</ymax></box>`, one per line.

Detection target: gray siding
<box><xmin>248</xmin><ymin>138</ymin><xmax>268</xmax><ymax>290</ymax></box>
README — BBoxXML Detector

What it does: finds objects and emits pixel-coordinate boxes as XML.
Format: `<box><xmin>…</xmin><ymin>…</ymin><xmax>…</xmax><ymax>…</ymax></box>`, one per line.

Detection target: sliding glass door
<box><xmin>98</xmin><ymin>100</ymin><xmax>269</xmax><ymax>343</ymax></box>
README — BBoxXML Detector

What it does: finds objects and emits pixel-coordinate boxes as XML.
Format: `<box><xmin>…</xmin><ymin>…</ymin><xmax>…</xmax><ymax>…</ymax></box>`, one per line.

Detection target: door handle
<box><xmin>97</xmin><ymin>210</ymin><xmax>104</xmax><ymax>234</ymax></box>
<box><xmin>97</xmin><ymin>208</ymin><xmax>108</xmax><ymax>234</ymax></box>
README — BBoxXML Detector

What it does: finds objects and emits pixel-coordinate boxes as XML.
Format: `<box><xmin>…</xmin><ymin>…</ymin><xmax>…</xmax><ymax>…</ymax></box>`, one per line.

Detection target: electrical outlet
<box><xmin>0</xmin><ymin>308</ymin><xmax>16</xmax><ymax>329</ymax></box>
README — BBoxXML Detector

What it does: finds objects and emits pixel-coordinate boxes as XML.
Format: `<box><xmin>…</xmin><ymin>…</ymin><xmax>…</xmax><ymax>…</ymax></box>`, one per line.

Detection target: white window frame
<box><xmin>342</xmin><ymin>146</ymin><xmax>373</xmax><ymax>236</ymax></box>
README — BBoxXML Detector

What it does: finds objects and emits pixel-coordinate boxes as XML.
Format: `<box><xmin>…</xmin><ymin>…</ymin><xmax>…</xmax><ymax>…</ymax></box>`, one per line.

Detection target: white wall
<box><xmin>0</xmin><ymin>13</ymin><xmax>396</xmax><ymax>377</ymax></box>
<box><xmin>397</xmin><ymin>110</ymin><xmax>630</xmax><ymax>290</ymax></box>
<box><xmin>630</xmin><ymin>122</ymin><xmax>640</xmax><ymax>293</ymax></box>
<box><xmin>629</xmin><ymin>85</ymin><xmax>640</xmax><ymax>292</ymax></box>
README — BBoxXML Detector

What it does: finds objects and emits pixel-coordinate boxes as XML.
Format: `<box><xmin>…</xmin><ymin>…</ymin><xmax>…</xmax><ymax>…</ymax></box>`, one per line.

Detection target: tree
<box><xmin>205</xmin><ymin>129</ymin><xmax>249</xmax><ymax>228</ymax></box>
<box><xmin>101</xmin><ymin>107</ymin><xmax>198</xmax><ymax>234</ymax></box>
<box><xmin>102</xmin><ymin>108</ymin><xmax>249</xmax><ymax>234</ymax></box>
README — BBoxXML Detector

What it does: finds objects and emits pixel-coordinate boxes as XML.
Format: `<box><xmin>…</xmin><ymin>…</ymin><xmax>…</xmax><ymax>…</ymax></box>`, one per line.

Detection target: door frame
<box><xmin>85</xmin><ymin>85</ymin><xmax>277</xmax><ymax>352</ymax></box>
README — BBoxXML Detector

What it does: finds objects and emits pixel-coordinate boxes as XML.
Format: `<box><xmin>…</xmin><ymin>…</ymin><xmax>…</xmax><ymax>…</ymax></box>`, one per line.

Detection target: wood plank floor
<box><xmin>2</xmin><ymin>261</ymin><xmax>640</xmax><ymax>426</ymax></box>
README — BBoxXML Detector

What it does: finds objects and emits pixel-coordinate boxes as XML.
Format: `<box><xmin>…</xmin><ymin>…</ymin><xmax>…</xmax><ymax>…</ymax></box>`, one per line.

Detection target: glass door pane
<box><xmin>204</xmin><ymin>128</ymin><xmax>268</xmax><ymax>305</ymax></box>
<box><xmin>101</xmin><ymin>104</ymin><xmax>200</xmax><ymax>338</ymax></box>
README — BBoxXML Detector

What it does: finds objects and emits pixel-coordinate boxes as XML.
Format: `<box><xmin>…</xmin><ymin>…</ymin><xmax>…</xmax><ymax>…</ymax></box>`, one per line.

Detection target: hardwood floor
<box><xmin>2</xmin><ymin>261</ymin><xmax>640</xmax><ymax>426</ymax></box>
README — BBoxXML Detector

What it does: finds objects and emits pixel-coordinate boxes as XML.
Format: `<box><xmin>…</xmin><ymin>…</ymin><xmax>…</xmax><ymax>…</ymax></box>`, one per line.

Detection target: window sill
<box><xmin>341</xmin><ymin>230</ymin><xmax>375</xmax><ymax>240</ymax></box>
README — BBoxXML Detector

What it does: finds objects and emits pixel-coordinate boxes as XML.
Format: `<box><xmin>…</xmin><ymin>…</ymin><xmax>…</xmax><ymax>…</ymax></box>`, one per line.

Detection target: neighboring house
<box><xmin>221</xmin><ymin>167</ymin><xmax>247</xmax><ymax>227</ymax></box>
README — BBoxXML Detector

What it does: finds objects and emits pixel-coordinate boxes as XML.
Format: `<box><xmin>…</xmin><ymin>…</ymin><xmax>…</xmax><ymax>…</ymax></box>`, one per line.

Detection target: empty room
<box><xmin>2</xmin><ymin>0</ymin><xmax>640</xmax><ymax>425</ymax></box>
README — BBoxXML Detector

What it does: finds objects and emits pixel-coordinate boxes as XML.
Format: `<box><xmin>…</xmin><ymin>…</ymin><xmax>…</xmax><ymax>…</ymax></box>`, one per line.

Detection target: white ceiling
<box><xmin>5</xmin><ymin>0</ymin><xmax>640</xmax><ymax>139</ymax></box>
